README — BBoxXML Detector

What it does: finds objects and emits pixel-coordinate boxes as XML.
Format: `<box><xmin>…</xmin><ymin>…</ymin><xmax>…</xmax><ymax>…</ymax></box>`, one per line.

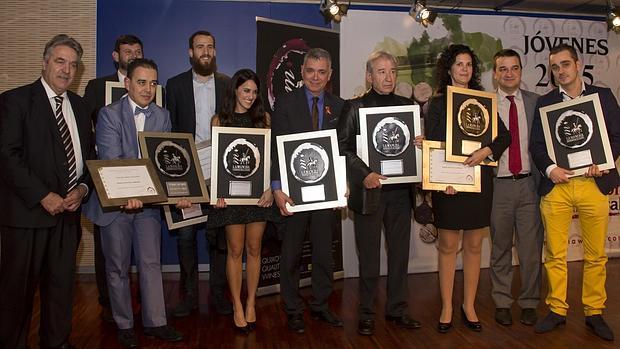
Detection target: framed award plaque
<box><xmin>276</xmin><ymin>129</ymin><xmax>347</xmax><ymax>213</ymax></box>
<box><xmin>210</xmin><ymin>127</ymin><xmax>270</xmax><ymax>205</ymax></box>
<box><xmin>358</xmin><ymin>104</ymin><xmax>422</xmax><ymax>184</ymax></box>
<box><xmin>446</xmin><ymin>86</ymin><xmax>498</xmax><ymax>166</ymax></box>
<box><xmin>138</xmin><ymin>132</ymin><xmax>210</xmax><ymax>205</ymax></box>
<box><xmin>86</xmin><ymin>159</ymin><xmax>167</xmax><ymax>207</ymax></box>
<box><xmin>539</xmin><ymin>93</ymin><xmax>615</xmax><ymax>177</ymax></box>
<box><xmin>105</xmin><ymin>81</ymin><xmax>163</xmax><ymax>107</ymax></box>
<box><xmin>422</xmin><ymin>140</ymin><xmax>481</xmax><ymax>193</ymax></box>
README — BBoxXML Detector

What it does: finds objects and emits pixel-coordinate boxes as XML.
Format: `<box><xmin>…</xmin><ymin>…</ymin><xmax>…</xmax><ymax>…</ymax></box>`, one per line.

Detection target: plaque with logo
<box><xmin>358</xmin><ymin>105</ymin><xmax>422</xmax><ymax>184</ymax></box>
<box><xmin>539</xmin><ymin>93</ymin><xmax>615</xmax><ymax>177</ymax></box>
<box><xmin>446</xmin><ymin>86</ymin><xmax>498</xmax><ymax>166</ymax></box>
<box><xmin>138</xmin><ymin>132</ymin><xmax>209</xmax><ymax>205</ymax></box>
<box><xmin>105</xmin><ymin>81</ymin><xmax>163</xmax><ymax>107</ymax></box>
<box><xmin>277</xmin><ymin>129</ymin><xmax>347</xmax><ymax>213</ymax></box>
<box><xmin>210</xmin><ymin>127</ymin><xmax>270</xmax><ymax>205</ymax></box>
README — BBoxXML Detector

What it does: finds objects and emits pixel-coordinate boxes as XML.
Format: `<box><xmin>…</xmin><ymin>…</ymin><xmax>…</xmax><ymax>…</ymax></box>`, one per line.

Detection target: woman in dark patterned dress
<box><xmin>210</xmin><ymin>69</ymin><xmax>274</xmax><ymax>332</ymax></box>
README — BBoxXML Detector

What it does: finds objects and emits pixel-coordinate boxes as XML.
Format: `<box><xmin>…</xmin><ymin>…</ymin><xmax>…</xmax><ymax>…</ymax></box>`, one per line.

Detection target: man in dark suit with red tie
<box><xmin>271</xmin><ymin>48</ymin><xmax>345</xmax><ymax>333</ymax></box>
<box><xmin>82</xmin><ymin>34</ymin><xmax>143</xmax><ymax>322</ymax></box>
<box><xmin>0</xmin><ymin>34</ymin><xmax>94</xmax><ymax>349</ymax></box>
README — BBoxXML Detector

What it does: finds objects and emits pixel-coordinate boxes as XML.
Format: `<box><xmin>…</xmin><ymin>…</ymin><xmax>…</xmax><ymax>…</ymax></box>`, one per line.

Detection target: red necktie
<box><xmin>507</xmin><ymin>95</ymin><xmax>522</xmax><ymax>175</ymax></box>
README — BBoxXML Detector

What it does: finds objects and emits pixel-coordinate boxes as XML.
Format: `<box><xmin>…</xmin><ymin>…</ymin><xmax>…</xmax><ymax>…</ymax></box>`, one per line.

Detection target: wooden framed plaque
<box><xmin>422</xmin><ymin>140</ymin><xmax>481</xmax><ymax>193</ymax></box>
<box><xmin>446</xmin><ymin>86</ymin><xmax>498</xmax><ymax>166</ymax></box>
<box><xmin>86</xmin><ymin>159</ymin><xmax>167</xmax><ymax>208</ymax></box>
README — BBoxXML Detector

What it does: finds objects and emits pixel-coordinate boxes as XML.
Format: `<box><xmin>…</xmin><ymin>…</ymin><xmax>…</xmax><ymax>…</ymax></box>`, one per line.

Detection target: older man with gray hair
<box><xmin>337</xmin><ymin>50</ymin><xmax>423</xmax><ymax>336</ymax></box>
<box><xmin>0</xmin><ymin>34</ymin><xmax>93</xmax><ymax>349</ymax></box>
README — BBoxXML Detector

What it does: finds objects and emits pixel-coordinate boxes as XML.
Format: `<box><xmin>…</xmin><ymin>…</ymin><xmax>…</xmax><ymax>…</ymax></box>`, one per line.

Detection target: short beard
<box><xmin>191</xmin><ymin>55</ymin><xmax>217</xmax><ymax>77</ymax></box>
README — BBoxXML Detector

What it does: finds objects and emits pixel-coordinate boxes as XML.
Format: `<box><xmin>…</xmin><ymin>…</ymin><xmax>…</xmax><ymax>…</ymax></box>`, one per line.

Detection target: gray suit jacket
<box><xmin>83</xmin><ymin>96</ymin><xmax>171</xmax><ymax>226</ymax></box>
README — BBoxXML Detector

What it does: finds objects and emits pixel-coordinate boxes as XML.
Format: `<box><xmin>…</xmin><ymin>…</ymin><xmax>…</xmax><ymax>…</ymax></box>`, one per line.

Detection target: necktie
<box><xmin>54</xmin><ymin>96</ymin><xmax>78</xmax><ymax>192</ymax></box>
<box><xmin>134</xmin><ymin>105</ymin><xmax>152</xmax><ymax>117</ymax></box>
<box><xmin>506</xmin><ymin>95</ymin><xmax>522</xmax><ymax>175</ymax></box>
<box><xmin>311</xmin><ymin>96</ymin><xmax>319</xmax><ymax>130</ymax></box>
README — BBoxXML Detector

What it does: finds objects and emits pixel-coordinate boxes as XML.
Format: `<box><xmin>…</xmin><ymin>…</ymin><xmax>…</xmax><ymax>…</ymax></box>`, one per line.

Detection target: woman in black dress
<box><xmin>211</xmin><ymin>69</ymin><xmax>273</xmax><ymax>332</ymax></box>
<box><xmin>425</xmin><ymin>45</ymin><xmax>510</xmax><ymax>333</ymax></box>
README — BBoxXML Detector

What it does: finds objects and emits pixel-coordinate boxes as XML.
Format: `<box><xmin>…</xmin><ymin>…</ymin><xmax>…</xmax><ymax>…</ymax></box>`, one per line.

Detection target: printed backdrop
<box><xmin>339</xmin><ymin>10</ymin><xmax>620</xmax><ymax>277</ymax></box>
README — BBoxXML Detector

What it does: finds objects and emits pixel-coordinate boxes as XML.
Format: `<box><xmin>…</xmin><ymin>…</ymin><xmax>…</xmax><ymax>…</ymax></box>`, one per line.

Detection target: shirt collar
<box><xmin>303</xmin><ymin>86</ymin><xmax>324</xmax><ymax>103</ymax></box>
<box><xmin>559</xmin><ymin>80</ymin><xmax>586</xmax><ymax>99</ymax></box>
<box><xmin>497</xmin><ymin>87</ymin><xmax>522</xmax><ymax>101</ymax></box>
<box><xmin>192</xmin><ymin>70</ymin><xmax>214</xmax><ymax>84</ymax></box>
<box><xmin>117</xmin><ymin>70</ymin><xmax>127</xmax><ymax>82</ymax></box>
<box><xmin>40</xmin><ymin>77</ymin><xmax>67</xmax><ymax>100</ymax></box>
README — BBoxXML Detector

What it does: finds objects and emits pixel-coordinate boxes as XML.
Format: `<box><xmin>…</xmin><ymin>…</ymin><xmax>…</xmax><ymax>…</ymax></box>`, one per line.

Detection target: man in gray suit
<box><xmin>489</xmin><ymin>49</ymin><xmax>543</xmax><ymax>327</ymax></box>
<box><xmin>83</xmin><ymin>59</ymin><xmax>183</xmax><ymax>348</ymax></box>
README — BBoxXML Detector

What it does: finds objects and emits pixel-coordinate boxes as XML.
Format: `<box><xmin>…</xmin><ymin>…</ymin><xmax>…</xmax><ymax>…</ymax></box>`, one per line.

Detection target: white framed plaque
<box><xmin>105</xmin><ymin>81</ymin><xmax>163</xmax><ymax>107</ymax></box>
<box><xmin>277</xmin><ymin>129</ymin><xmax>347</xmax><ymax>212</ymax></box>
<box><xmin>210</xmin><ymin>126</ymin><xmax>271</xmax><ymax>205</ymax></box>
<box><xmin>358</xmin><ymin>105</ymin><xmax>422</xmax><ymax>184</ymax></box>
<box><xmin>539</xmin><ymin>93</ymin><xmax>615</xmax><ymax>177</ymax></box>
<box><xmin>422</xmin><ymin>140</ymin><xmax>481</xmax><ymax>193</ymax></box>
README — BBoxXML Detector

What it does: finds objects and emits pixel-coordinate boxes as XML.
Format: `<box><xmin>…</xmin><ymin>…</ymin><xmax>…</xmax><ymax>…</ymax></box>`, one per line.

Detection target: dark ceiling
<box><xmin>350</xmin><ymin>0</ymin><xmax>612</xmax><ymax>17</ymax></box>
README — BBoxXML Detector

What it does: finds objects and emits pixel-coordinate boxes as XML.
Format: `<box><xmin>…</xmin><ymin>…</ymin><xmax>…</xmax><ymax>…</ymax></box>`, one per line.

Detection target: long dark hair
<box><xmin>218</xmin><ymin>69</ymin><xmax>268</xmax><ymax>128</ymax></box>
<box><xmin>435</xmin><ymin>44</ymin><xmax>483</xmax><ymax>94</ymax></box>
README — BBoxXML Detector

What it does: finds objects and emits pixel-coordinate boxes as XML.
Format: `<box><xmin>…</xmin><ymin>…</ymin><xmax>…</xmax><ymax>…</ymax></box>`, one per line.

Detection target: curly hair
<box><xmin>435</xmin><ymin>44</ymin><xmax>483</xmax><ymax>94</ymax></box>
<box><xmin>218</xmin><ymin>69</ymin><xmax>268</xmax><ymax>128</ymax></box>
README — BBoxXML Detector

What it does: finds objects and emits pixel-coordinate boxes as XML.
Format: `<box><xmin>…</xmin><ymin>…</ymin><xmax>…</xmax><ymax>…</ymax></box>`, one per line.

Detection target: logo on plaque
<box><xmin>555</xmin><ymin>110</ymin><xmax>593</xmax><ymax>148</ymax></box>
<box><xmin>290</xmin><ymin>143</ymin><xmax>329</xmax><ymax>184</ymax></box>
<box><xmin>458</xmin><ymin>99</ymin><xmax>489</xmax><ymax>137</ymax></box>
<box><xmin>154</xmin><ymin>141</ymin><xmax>191</xmax><ymax>177</ymax></box>
<box><xmin>223</xmin><ymin>138</ymin><xmax>261</xmax><ymax>179</ymax></box>
<box><xmin>372</xmin><ymin>117</ymin><xmax>410</xmax><ymax>157</ymax></box>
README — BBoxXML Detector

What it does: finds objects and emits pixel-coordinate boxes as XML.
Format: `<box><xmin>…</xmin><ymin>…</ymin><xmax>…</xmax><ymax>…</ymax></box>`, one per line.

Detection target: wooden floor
<box><xmin>28</xmin><ymin>259</ymin><xmax>620</xmax><ymax>348</ymax></box>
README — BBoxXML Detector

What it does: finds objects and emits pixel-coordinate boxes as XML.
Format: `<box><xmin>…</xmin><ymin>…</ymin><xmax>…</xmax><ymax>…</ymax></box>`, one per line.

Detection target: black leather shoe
<box><xmin>212</xmin><ymin>294</ymin><xmax>233</xmax><ymax>315</ymax></box>
<box><xmin>117</xmin><ymin>328</ymin><xmax>138</xmax><ymax>348</ymax></box>
<box><xmin>311</xmin><ymin>309</ymin><xmax>344</xmax><ymax>327</ymax></box>
<box><xmin>143</xmin><ymin>325</ymin><xmax>183</xmax><ymax>342</ymax></box>
<box><xmin>461</xmin><ymin>307</ymin><xmax>482</xmax><ymax>332</ymax></box>
<box><xmin>437</xmin><ymin>321</ymin><xmax>452</xmax><ymax>334</ymax></box>
<box><xmin>357</xmin><ymin>319</ymin><xmax>375</xmax><ymax>335</ymax></box>
<box><xmin>534</xmin><ymin>311</ymin><xmax>566</xmax><ymax>333</ymax></box>
<box><xmin>385</xmin><ymin>315</ymin><xmax>422</xmax><ymax>329</ymax></box>
<box><xmin>520</xmin><ymin>308</ymin><xmax>537</xmax><ymax>326</ymax></box>
<box><xmin>495</xmin><ymin>308</ymin><xmax>512</xmax><ymax>326</ymax></box>
<box><xmin>287</xmin><ymin>314</ymin><xmax>305</xmax><ymax>333</ymax></box>
<box><xmin>172</xmin><ymin>298</ymin><xmax>198</xmax><ymax>318</ymax></box>
<box><xmin>585</xmin><ymin>315</ymin><xmax>614</xmax><ymax>341</ymax></box>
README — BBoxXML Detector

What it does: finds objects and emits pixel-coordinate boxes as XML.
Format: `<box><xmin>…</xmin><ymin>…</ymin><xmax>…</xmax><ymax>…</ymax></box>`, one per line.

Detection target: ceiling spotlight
<box><xmin>409</xmin><ymin>0</ymin><xmax>437</xmax><ymax>27</ymax></box>
<box><xmin>320</xmin><ymin>0</ymin><xmax>349</xmax><ymax>23</ymax></box>
<box><xmin>608</xmin><ymin>0</ymin><xmax>620</xmax><ymax>32</ymax></box>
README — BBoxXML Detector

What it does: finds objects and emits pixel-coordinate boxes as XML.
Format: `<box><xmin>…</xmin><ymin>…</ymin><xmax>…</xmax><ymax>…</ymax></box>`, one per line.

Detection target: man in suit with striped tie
<box><xmin>0</xmin><ymin>34</ymin><xmax>94</xmax><ymax>349</ymax></box>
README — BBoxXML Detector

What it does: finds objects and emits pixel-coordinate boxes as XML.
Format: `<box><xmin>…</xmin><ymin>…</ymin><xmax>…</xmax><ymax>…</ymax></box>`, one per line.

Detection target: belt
<box><xmin>497</xmin><ymin>173</ymin><xmax>532</xmax><ymax>180</ymax></box>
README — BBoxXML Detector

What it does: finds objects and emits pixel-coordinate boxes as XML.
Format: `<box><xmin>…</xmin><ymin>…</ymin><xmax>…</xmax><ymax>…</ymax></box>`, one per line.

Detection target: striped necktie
<box><xmin>54</xmin><ymin>96</ymin><xmax>78</xmax><ymax>192</ymax></box>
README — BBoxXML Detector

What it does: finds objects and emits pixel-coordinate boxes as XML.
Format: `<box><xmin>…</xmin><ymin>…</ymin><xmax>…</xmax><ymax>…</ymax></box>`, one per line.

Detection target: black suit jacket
<box><xmin>530</xmin><ymin>84</ymin><xmax>620</xmax><ymax>195</ymax></box>
<box><xmin>271</xmin><ymin>87</ymin><xmax>345</xmax><ymax>182</ymax></box>
<box><xmin>166</xmin><ymin>69</ymin><xmax>230</xmax><ymax>134</ymax></box>
<box><xmin>0</xmin><ymin>79</ymin><xmax>94</xmax><ymax>228</ymax></box>
<box><xmin>337</xmin><ymin>89</ymin><xmax>416</xmax><ymax>215</ymax></box>
<box><xmin>83</xmin><ymin>73</ymin><xmax>119</xmax><ymax>125</ymax></box>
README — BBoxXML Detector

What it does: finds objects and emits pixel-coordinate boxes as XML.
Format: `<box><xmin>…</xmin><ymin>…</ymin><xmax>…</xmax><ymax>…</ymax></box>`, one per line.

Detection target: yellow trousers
<box><xmin>540</xmin><ymin>177</ymin><xmax>608</xmax><ymax>316</ymax></box>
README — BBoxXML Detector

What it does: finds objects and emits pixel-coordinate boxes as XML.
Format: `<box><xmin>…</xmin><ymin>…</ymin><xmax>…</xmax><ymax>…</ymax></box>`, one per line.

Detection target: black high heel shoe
<box><xmin>461</xmin><ymin>306</ymin><xmax>482</xmax><ymax>332</ymax></box>
<box><xmin>246</xmin><ymin>321</ymin><xmax>256</xmax><ymax>331</ymax></box>
<box><xmin>437</xmin><ymin>321</ymin><xmax>452</xmax><ymax>333</ymax></box>
<box><xmin>234</xmin><ymin>321</ymin><xmax>250</xmax><ymax>334</ymax></box>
